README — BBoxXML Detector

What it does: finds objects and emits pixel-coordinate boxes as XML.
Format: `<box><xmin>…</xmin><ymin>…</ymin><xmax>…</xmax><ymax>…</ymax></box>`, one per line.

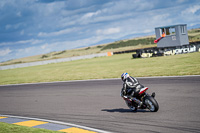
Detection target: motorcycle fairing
<box><xmin>139</xmin><ymin>87</ymin><xmax>148</xmax><ymax>95</ymax></box>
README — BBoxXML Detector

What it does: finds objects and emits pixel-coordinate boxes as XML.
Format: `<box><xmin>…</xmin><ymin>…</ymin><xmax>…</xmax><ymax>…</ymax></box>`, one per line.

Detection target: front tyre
<box><xmin>144</xmin><ymin>96</ymin><xmax>159</xmax><ymax>112</ymax></box>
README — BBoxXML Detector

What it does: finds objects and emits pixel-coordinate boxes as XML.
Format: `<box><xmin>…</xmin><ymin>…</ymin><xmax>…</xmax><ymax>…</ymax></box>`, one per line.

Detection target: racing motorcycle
<box><xmin>121</xmin><ymin>87</ymin><xmax>159</xmax><ymax>112</ymax></box>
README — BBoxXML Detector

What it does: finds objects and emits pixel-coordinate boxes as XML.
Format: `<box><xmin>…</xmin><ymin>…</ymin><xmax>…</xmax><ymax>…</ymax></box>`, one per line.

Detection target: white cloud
<box><xmin>38</xmin><ymin>27</ymin><xmax>81</xmax><ymax>37</ymax></box>
<box><xmin>179</xmin><ymin>4</ymin><xmax>200</xmax><ymax>24</ymax></box>
<box><xmin>41</xmin><ymin>44</ymin><xmax>49</xmax><ymax>49</ymax></box>
<box><xmin>5</xmin><ymin>23</ymin><xmax>25</xmax><ymax>30</ymax></box>
<box><xmin>96</xmin><ymin>27</ymin><xmax>121</xmax><ymax>35</ymax></box>
<box><xmin>83</xmin><ymin>10</ymin><xmax>102</xmax><ymax>19</ymax></box>
<box><xmin>0</xmin><ymin>48</ymin><xmax>11</xmax><ymax>56</ymax></box>
<box><xmin>189</xmin><ymin>22</ymin><xmax>200</xmax><ymax>27</ymax></box>
<box><xmin>0</xmin><ymin>39</ymin><xmax>43</xmax><ymax>46</ymax></box>
<box><xmin>182</xmin><ymin>5</ymin><xmax>200</xmax><ymax>15</ymax></box>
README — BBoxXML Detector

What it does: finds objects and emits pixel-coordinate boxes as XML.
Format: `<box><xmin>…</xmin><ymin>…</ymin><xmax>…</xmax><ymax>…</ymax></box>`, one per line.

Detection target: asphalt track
<box><xmin>0</xmin><ymin>76</ymin><xmax>200</xmax><ymax>133</ymax></box>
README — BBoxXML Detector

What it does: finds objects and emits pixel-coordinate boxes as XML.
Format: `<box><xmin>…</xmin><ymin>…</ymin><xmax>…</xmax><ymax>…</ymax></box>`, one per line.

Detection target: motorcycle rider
<box><xmin>121</xmin><ymin>73</ymin><xmax>143</xmax><ymax>108</ymax></box>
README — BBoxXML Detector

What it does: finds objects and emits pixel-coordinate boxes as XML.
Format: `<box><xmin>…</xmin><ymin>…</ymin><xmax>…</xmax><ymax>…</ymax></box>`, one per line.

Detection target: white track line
<box><xmin>0</xmin><ymin>114</ymin><xmax>112</xmax><ymax>133</ymax></box>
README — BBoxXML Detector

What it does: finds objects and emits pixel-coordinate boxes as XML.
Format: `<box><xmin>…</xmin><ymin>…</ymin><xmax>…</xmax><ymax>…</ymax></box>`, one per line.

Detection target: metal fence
<box><xmin>0</xmin><ymin>53</ymin><xmax>111</xmax><ymax>70</ymax></box>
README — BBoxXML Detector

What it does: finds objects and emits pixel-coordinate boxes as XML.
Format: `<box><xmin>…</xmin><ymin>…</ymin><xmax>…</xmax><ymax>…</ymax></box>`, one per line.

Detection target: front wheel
<box><xmin>144</xmin><ymin>96</ymin><xmax>159</xmax><ymax>112</ymax></box>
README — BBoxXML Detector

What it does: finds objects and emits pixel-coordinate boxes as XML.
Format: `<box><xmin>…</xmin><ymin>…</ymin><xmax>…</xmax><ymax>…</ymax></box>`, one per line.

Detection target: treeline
<box><xmin>101</xmin><ymin>37</ymin><xmax>155</xmax><ymax>51</ymax></box>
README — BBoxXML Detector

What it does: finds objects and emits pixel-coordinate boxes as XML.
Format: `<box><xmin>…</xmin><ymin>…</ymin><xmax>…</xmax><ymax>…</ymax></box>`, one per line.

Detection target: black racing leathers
<box><xmin>122</xmin><ymin>76</ymin><xmax>144</xmax><ymax>106</ymax></box>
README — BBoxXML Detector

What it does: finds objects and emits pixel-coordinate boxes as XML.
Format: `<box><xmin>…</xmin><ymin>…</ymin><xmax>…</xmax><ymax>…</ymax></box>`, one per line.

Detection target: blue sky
<box><xmin>0</xmin><ymin>0</ymin><xmax>200</xmax><ymax>62</ymax></box>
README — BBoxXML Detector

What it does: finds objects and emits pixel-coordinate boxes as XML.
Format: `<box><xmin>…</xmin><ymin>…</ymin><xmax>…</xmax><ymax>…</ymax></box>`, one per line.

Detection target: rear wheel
<box><xmin>125</xmin><ymin>100</ymin><xmax>137</xmax><ymax>111</ymax></box>
<box><xmin>144</xmin><ymin>96</ymin><xmax>159</xmax><ymax>112</ymax></box>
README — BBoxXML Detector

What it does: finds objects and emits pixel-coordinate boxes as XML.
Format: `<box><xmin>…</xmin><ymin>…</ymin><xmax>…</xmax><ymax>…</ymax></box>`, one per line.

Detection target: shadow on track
<box><xmin>101</xmin><ymin>108</ymin><xmax>149</xmax><ymax>113</ymax></box>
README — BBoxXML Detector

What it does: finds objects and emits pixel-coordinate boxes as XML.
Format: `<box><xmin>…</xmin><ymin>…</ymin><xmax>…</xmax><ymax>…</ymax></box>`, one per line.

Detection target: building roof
<box><xmin>155</xmin><ymin>24</ymin><xmax>187</xmax><ymax>29</ymax></box>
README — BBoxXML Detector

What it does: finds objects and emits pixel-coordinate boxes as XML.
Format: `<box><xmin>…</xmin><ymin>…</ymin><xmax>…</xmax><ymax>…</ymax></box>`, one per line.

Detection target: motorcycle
<box><xmin>121</xmin><ymin>87</ymin><xmax>159</xmax><ymax>112</ymax></box>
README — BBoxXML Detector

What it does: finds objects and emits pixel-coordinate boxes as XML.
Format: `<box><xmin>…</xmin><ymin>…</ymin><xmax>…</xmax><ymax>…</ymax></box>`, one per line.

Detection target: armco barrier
<box><xmin>0</xmin><ymin>52</ymin><xmax>112</xmax><ymax>70</ymax></box>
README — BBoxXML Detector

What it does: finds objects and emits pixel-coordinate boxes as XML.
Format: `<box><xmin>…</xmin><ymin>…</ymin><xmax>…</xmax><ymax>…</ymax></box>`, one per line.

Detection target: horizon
<box><xmin>0</xmin><ymin>0</ymin><xmax>200</xmax><ymax>62</ymax></box>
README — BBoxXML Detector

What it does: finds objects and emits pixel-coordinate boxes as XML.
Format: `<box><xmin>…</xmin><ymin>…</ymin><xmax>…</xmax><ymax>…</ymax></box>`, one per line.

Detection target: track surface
<box><xmin>0</xmin><ymin>76</ymin><xmax>200</xmax><ymax>133</ymax></box>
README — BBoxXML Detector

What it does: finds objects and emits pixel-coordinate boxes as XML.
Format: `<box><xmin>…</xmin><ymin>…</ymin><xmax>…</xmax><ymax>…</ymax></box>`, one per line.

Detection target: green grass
<box><xmin>0</xmin><ymin>52</ymin><xmax>199</xmax><ymax>85</ymax></box>
<box><xmin>0</xmin><ymin>122</ymin><xmax>62</xmax><ymax>133</ymax></box>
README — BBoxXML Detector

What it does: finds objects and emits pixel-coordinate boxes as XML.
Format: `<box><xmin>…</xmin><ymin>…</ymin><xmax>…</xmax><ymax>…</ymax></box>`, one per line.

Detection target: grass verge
<box><xmin>0</xmin><ymin>122</ymin><xmax>62</xmax><ymax>133</ymax></box>
<box><xmin>0</xmin><ymin>52</ymin><xmax>200</xmax><ymax>85</ymax></box>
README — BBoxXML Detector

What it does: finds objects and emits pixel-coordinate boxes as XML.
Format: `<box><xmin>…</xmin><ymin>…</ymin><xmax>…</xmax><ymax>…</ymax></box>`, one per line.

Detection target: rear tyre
<box><xmin>125</xmin><ymin>100</ymin><xmax>137</xmax><ymax>111</ymax></box>
<box><xmin>144</xmin><ymin>96</ymin><xmax>159</xmax><ymax>112</ymax></box>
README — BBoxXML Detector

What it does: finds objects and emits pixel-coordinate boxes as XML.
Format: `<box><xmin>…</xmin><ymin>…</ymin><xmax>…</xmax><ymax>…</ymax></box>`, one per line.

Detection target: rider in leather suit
<box><xmin>121</xmin><ymin>73</ymin><xmax>143</xmax><ymax>107</ymax></box>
